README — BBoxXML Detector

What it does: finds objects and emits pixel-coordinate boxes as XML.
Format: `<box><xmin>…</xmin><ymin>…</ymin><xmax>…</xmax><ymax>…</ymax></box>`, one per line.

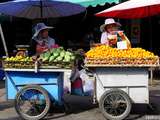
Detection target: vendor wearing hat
<box><xmin>100</xmin><ymin>18</ymin><xmax>131</xmax><ymax>48</ymax></box>
<box><xmin>31</xmin><ymin>22</ymin><xmax>57</xmax><ymax>55</ymax></box>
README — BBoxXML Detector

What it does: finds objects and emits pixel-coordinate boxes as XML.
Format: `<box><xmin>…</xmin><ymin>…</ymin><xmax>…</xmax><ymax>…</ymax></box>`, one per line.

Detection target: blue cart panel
<box><xmin>0</xmin><ymin>69</ymin><xmax>4</xmax><ymax>80</ymax></box>
<box><xmin>6</xmin><ymin>71</ymin><xmax>64</xmax><ymax>104</ymax></box>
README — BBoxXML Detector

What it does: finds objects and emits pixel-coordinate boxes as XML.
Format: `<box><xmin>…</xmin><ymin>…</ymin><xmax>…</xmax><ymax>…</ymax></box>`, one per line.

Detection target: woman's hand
<box><xmin>36</xmin><ymin>44</ymin><xmax>48</xmax><ymax>53</ymax></box>
<box><xmin>117</xmin><ymin>31</ymin><xmax>124</xmax><ymax>36</ymax></box>
<box><xmin>108</xmin><ymin>35</ymin><xmax>117</xmax><ymax>46</ymax></box>
<box><xmin>51</xmin><ymin>44</ymin><xmax>59</xmax><ymax>48</ymax></box>
<box><xmin>109</xmin><ymin>40</ymin><xmax>116</xmax><ymax>46</ymax></box>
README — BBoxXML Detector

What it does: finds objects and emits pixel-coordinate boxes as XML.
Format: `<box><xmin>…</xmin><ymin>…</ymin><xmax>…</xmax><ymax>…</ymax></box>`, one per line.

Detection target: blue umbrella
<box><xmin>0</xmin><ymin>0</ymin><xmax>86</xmax><ymax>56</ymax></box>
<box><xmin>0</xmin><ymin>0</ymin><xmax>86</xmax><ymax>19</ymax></box>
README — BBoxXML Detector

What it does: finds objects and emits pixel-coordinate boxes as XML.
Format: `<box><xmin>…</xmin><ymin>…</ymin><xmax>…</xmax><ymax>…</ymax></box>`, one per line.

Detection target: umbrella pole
<box><xmin>148</xmin><ymin>6</ymin><xmax>152</xmax><ymax>51</ymax></box>
<box><xmin>40</xmin><ymin>0</ymin><xmax>43</xmax><ymax>18</ymax></box>
<box><xmin>0</xmin><ymin>24</ymin><xmax>8</xmax><ymax>57</ymax></box>
<box><xmin>149</xmin><ymin>17</ymin><xmax>152</xmax><ymax>51</ymax></box>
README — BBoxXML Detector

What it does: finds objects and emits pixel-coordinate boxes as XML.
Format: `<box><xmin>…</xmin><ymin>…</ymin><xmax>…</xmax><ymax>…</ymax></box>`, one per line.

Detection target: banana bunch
<box><xmin>5</xmin><ymin>55</ymin><xmax>33</xmax><ymax>62</ymax></box>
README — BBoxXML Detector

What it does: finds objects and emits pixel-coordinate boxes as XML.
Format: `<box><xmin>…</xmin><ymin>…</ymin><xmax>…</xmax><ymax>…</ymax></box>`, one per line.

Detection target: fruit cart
<box><xmin>85</xmin><ymin>64</ymin><xmax>157</xmax><ymax>120</ymax></box>
<box><xmin>84</xmin><ymin>45</ymin><xmax>160</xmax><ymax>120</ymax></box>
<box><xmin>2</xmin><ymin>45</ymin><xmax>160</xmax><ymax>120</ymax></box>
<box><xmin>4</xmin><ymin>66</ymin><xmax>72</xmax><ymax>120</ymax></box>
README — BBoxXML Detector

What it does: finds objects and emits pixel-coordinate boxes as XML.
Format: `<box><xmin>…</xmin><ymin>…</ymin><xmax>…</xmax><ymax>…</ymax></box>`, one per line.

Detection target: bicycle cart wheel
<box><xmin>99</xmin><ymin>89</ymin><xmax>132</xmax><ymax>120</ymax></box>
<box><xmin>15</xmin><ymin>85</ymin><xmax>51</xmax><ymax>120</ymax></box>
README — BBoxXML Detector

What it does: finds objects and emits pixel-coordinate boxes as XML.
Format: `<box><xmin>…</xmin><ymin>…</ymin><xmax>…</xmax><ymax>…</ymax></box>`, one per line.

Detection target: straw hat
<box><xmin>100</xmin><ymin>18</ymin><xmax>121</xmax><ymax>32</ymax></box>
<box><xmin>32</xmin><ymin>23</ymin><xmax>54</xmax><ymax>39</ymax></box>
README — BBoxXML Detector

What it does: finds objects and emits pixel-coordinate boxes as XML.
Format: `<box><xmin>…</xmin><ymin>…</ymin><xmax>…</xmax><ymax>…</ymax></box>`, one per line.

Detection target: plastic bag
<box><xmin>79</xmin><ymin>69</ymin><xmax>94</xmax><ymax>96</ymax></box>
<box><xmin>63</xmin><ymin>71</ymin><xmax>71</xmax><ymax>94</ymax></box>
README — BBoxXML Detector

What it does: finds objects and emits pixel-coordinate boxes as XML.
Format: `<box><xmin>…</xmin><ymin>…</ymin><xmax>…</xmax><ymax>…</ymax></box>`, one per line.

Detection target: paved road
<box><xmin>0</xmin><ymin>80</ymin><xmax>160</xmax><ymax>120</ymax></box>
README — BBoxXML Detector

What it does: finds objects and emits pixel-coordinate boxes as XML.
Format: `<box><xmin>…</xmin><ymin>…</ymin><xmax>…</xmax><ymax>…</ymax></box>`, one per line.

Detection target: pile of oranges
<box><xmin>85</xmin><ymin>45</ymin><xmax>159</xmax><ymax>65</ymax></box>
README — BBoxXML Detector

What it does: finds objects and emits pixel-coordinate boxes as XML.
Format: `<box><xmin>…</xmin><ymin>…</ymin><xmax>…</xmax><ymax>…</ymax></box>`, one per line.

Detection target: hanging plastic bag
<box><xmin>79</xmin><ymin>69</ymin><xmax>94</xmax><ymax>96</ymax></box>
<box><xmin>63</xmin><ymin>71</ymin><xmax>71</xmax><ymax>94</ymax></box>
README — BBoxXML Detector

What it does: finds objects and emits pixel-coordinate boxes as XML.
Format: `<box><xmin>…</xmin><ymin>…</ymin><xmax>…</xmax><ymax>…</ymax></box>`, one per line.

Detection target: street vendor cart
<box><xmin>2</xmin><ymin>39</ymin><xmax>160</xmax><ymax>120</ymax></box>
<box><xmin>83</xmin><ymin>45</ymin><xmax>159</xmax><ymax>120</ymax></box>
<box><xmin>85</xmin><ymin>64</ymin><xmax>154</xmax><ymax>120</ymax></box>
<box><xmin>4</xmin><ymin>67</ymin><xmax>72</xmax><ymax>120</ymax></box>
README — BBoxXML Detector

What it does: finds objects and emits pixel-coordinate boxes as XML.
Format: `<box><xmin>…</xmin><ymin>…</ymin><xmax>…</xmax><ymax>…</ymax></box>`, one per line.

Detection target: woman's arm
<box><xmin>118</xmin><ymin>31</ymin><xmax>131</xmax><ymax>48</ymax></box>
<box><xmin>100</xmin><ymin>32</ymin><xmax>109</xmax><ymax>45</ymax></box>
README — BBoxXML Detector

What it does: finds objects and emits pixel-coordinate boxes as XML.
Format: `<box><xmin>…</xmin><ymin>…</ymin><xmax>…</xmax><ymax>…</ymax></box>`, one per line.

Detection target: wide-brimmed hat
<box><xmin>100</xmin><ymin>18</ymin><xmax>121</xmax><ymax>32</ymax></box>
<box><xmin>32</xmin><ymin>23</ymin><xmax>54</xmax><ymax>39</ymax></box>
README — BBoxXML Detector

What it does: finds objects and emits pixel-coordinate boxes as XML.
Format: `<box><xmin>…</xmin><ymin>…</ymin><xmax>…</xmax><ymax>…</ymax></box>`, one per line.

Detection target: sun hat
<box><xmin>100</xmin><ymin>18</ymin><xmax>121</xmax><ymax>32</ymax></box>
<box><xmin>32</xmin><ymin>23</ymin><xmax>54</xmax><ymax>39</ymax></box>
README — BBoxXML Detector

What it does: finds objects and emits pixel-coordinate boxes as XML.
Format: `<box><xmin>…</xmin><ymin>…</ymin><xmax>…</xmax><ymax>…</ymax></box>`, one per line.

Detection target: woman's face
<box><xmin>105</xmin><ymin>24</ymin><xmax>118</xmax><ymax>33</ymax></box>
<box><xmin>40</xmin><ymin>29</ymin><xmax>49</xmax><ymax>38</ymax></box>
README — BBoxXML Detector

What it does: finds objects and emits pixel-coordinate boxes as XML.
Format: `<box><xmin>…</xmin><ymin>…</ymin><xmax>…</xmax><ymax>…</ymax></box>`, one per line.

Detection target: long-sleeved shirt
<box><xmin>100</xmin><ymin>32</ymin><xmax>109</xmax><ymax>45</ymax></box>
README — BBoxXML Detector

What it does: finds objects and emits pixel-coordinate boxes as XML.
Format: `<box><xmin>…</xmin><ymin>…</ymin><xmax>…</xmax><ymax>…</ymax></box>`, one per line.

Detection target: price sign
<box><xmin>117</xmin><ymin>41</ymin><xmax>128</xmax><ymax>49</ymax></box>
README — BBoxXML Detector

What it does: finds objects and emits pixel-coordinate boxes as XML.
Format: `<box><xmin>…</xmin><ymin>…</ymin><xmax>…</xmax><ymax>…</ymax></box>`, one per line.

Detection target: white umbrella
<box><xmin>96</xmin><ymin>0</ymin><xmax>160</xmax><ymax>19</ymax></box>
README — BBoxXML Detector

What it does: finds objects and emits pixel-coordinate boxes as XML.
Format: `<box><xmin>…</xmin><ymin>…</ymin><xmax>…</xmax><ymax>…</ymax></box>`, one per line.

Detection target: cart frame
<box><xmin>3</xmin><ymin>64</ymin><xmax>158</xmax><ymax>120</ymax></box>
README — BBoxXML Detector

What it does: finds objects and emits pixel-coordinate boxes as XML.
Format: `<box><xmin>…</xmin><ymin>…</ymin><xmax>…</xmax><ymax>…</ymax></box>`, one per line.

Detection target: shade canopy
<box><xmin>0</xmin><ymin>0</ymin><xmax>86</xmax><ymax>19</ymax></box>
<box><xmin>96</xmin><ymin>0</ymin><xmax>160</xmax><ymax>19</ymax></box>
<box><xmin>0</xmin><ymin>0</ymin><xmax>86</xmax><ymax>57</ymax></box>
<box><xmin>58</xmin><ymin>0</ymin><xmax>119</xmax><ymax>7</ymax></box>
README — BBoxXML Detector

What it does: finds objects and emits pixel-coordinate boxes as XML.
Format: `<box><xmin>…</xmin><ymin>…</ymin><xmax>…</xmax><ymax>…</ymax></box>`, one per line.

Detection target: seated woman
<box><xmin>30</xmin><ymin>22</ymin><xmax>58</xmax><ymax>56</ymax></box>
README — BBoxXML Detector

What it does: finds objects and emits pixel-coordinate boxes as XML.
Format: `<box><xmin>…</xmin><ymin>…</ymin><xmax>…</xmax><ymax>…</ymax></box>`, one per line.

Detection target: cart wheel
<box><xmin>99</xmin><ymin>89</ymin><xmax>132</xmax><ymax>120</ymax></box>
<box><xmin>15</xmin><ymin>85</ymin><xmax>51</xmax><ymax>120</ymax></box>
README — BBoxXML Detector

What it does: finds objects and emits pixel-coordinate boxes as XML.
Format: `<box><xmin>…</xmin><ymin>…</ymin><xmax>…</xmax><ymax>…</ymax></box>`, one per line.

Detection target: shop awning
<box><xmin>56</xmin><ymin>0</ymin><xmax>120</xmax><ymax>7</ymax></box>
<box><xmin>13</xmin><ymin>0</ymin><xmax>120</xmax><ymax>7</ymax></box>
<box><xmin>9</xmin><ymin>0</ymin><xmax>119</xmax><ymax>7</ymax></box>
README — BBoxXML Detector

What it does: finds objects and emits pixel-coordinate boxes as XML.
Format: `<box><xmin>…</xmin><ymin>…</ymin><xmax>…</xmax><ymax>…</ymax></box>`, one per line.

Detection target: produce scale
<box><xmin>2</xmin><ymin>45</ymin><xmax>160</xmax><ymax>120</ymax></box>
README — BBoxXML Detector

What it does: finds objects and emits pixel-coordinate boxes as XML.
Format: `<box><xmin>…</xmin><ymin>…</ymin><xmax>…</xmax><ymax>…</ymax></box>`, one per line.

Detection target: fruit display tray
<box><xmin>2</xmin><ymin>61</ymin><xmax>35</xmax><ymax>69</ymax></box>
<box><xmin>85</xmin><ymin>57</ymin><xmax>159</xmax><ymax>66</ymax></box>
<box><xmin>38</xmin><ymin>61</ymin><xmax>74</xmax><ymax>69</ymax></box>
